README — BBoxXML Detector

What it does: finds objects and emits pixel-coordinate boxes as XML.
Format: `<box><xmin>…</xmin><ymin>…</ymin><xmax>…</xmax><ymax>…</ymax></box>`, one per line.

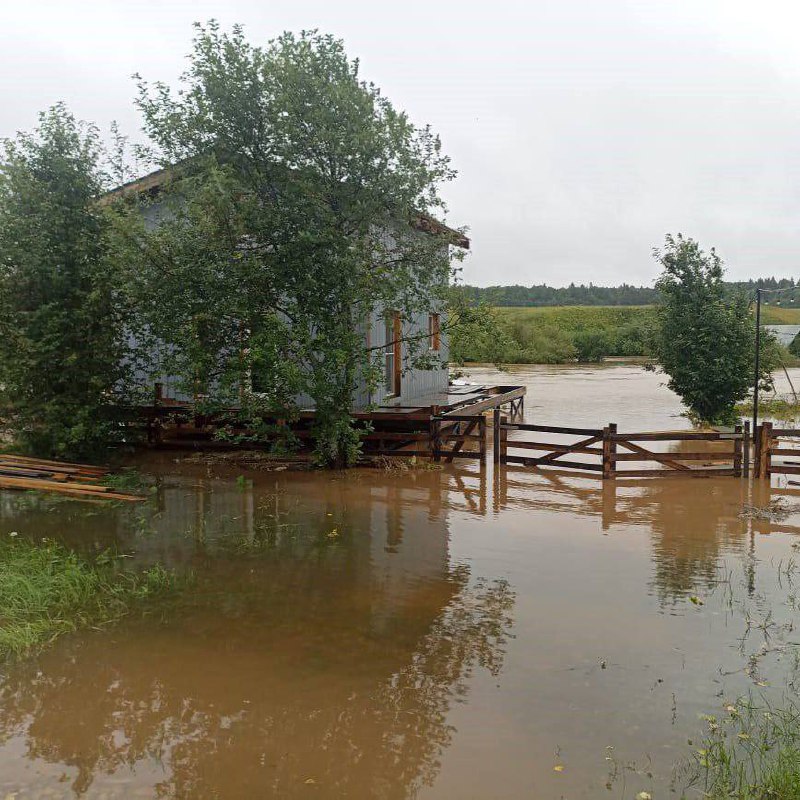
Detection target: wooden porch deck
<box><xmin>357</xmin><ymin>384</ymin><xmax>526</xmax><ymax>419</ymax></box>
<box><xmin>134</xmin><ymin>385</ymin><xmax>526</xmax><ymax>461</ymax></box>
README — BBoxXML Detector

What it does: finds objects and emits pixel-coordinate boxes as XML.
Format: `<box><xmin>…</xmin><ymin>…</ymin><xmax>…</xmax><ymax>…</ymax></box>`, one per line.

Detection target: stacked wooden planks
<box><xmin>0</xmin><ymin>455</ymin><xmax>144</xmax><ymax>501</ymax></box>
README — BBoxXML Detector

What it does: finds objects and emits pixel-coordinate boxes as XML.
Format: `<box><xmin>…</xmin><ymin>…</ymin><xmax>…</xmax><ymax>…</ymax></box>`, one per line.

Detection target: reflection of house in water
<box><xmin>0</xmin><ymin>469</ymin><xmax>512</xmax><ymax>799</ymax></box>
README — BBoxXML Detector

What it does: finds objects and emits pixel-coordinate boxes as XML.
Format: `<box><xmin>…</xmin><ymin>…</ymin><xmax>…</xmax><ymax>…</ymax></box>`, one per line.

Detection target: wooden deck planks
<box><xmin>0</xmin><ymin>455</ymin><xmax>144</xmax><ymax>501</ymax></box>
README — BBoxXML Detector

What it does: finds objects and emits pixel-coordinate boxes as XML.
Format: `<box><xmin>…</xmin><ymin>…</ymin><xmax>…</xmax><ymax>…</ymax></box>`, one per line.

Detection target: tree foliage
<box><xmin>113</xmin><ymin>22</ymin><xmax>461</xmax><ymax>466</ymax></box>
<box><xmin>447</xmin><ymin>296</ymin><xmax>515</xmax><ymax>366</ymax></box>
<box><xmin>0</xmin><ymin>105</ymin><xmax>128</xmax><ymax>458</ymax></box>
<box><xmin>651</xmin><ymin>234</ymin><xmax>775</xmax><ymax>425</ymax></box>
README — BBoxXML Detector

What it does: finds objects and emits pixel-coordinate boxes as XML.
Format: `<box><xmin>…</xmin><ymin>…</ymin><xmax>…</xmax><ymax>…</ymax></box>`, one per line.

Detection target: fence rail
<box><xmin>493</xmin><ymin>409</ymin><xmax>748</xmax><ymax>479</ymax></box>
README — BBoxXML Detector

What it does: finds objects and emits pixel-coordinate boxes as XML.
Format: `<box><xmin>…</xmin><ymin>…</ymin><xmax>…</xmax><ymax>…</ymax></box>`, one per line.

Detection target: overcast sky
<box><xmin>2</xmin><ymin>1</ymin><xmax>799</xmax><ymax>287</ymax></box>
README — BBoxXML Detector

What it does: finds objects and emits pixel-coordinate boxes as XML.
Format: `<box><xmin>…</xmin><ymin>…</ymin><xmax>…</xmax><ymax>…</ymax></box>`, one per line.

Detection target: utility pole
<box><xmin>753</xmin><ymin>287</ymin><xmax>762</xmax><ymax>436</ymax></box>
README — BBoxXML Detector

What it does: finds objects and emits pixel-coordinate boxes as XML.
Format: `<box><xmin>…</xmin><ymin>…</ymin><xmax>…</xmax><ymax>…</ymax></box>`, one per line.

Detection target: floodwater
<box><xmin>3</xmin><ymin>364</ymin><xmax>800</xmax><ymax>799</ymax></box>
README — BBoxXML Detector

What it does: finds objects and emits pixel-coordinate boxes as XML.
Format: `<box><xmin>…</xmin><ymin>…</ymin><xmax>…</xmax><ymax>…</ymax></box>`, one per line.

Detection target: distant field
<box><xmin>452</xmin><ymin>305</ymin><xmax>654</xmax><ymax>364</ymax></box>
<box><xmin>494</xmin><ymin>304</ymin><xmax>800</xmax><ymax>325</ymax></box>
<box><xmin>760</xmin><ymin>306</ymin><xmax>800</xmax><ymax>324</ymax></box>
<box><xmin>495</xmin><ymin>305</ymin><xmax>653</xmax><ymax>326</ymax></box>
<box><xmin>450</xmin><ymin>304</ymin><xmax>800</xmax><ymax>364</ymax></box>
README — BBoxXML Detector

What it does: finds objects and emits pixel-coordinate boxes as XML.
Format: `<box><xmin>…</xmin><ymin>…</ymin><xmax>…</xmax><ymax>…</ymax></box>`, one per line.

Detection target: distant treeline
<box><xmin>460</xmin><ymin>278</ymin><xmax>800</xmax><ymax>307</ymax></box>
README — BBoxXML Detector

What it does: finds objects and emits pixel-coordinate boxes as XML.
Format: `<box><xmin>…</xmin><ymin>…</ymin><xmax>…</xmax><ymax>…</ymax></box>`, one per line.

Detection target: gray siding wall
<box><xmin>140</xmin><ymin>309</ymin><xmax>449</xmax><ymax>409</ymax></box>
<box><xmin>288</xmin><ymin>307</ymin><xmax>449</xmax><ymax>410</ymax></box>
<box><xmin>366</xmin><ymin>308</ymin><xmax>449</xmax><ymax>408</ymax></box>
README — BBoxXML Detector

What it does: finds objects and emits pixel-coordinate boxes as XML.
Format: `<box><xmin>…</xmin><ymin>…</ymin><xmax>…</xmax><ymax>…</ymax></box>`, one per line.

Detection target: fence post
<box><xmin>501</xmin><ymin>415</ymin><xmax>508</xmax><ymax>464</ymax></box>
<box><xmin>733</xmin><ymin>424</ymin><xmax>743</xmax><ymax>477</ymax></box>
<box><xmin>756</xmin><ymin>421</ymin><xmax>772</xmax><ymax>478</ymax></box>
<box><xmin>763</xmin><ymin>421</ymin><xmax>773</xmax><ymax>478</ymax></box>
<box><xmin>602</xmin><ymin>423</ymin><xmax>617</xmax><ymax>479</ymax></box>
<box><xmin>430</xmin><ymin>405</ymin><xmax>441</xmax><ymax>463</ymax></box>
<box><xmin>479</xmin><ymin>415</ymin><xmax>487</xmax><ymax>463</ymax></box>
<box><xmin>743</xmin><ymin>420</ymin><xmax>750</xmax><ymax>477</ymax></box>
<box><xmin>754</xmin><ymin>423</ymin><xmax>761</xmax><ymax>478</ymax></box>
<box><xmin>493</xmin><ymin>407</ymin><xmax>501</xmax><ymax>465</ymax></box>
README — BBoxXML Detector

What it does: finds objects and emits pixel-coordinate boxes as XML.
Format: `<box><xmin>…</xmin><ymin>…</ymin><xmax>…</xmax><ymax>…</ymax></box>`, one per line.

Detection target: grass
<box><xmin>682</xmin><ymin>699</ymin><xmax>800</xmax><ymax>799</ymax></box>
<box><xmin>0</xmin><ymin>535</ymin><xmax>179</xmax><ymax>659</ymax></box>
<box><xmin>760</xmin><ymin>306</ymin><xmax>800</xmax><ymax>325</ymax></box>
<box><xmin>736</xmin><ymin>397</ymin><xmax>800</xmax><ymax>422</ymax></box>
<box><xmin>101</xmin><ymin>467</ymin><xmax>155</xmax><ymax>493</ymax></box>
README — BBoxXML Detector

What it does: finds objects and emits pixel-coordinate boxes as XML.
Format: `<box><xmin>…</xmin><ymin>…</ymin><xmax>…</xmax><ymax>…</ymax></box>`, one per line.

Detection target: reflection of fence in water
<box><xmin>441</xmin><ymin>463</ymin><xmax>487</xmax><ymax>515</ymax></box>
<box><xmin>495</xmin><ymin>466</ymin><xmax>755</xmax><ymax>529</ymax></box>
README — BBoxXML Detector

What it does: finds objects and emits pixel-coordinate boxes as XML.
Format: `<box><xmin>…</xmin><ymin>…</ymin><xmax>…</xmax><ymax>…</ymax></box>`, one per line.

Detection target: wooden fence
<box><xmin>493</xmin><ymin>409</ymin><xmax>748</xmax><ymax>479</ymax></box>
<box><xmin>754</xmin><ymin>421</ymin><xmax>800</xmax><ymax>478</ymax></box>
<box><xmin>432</xmin><ymin>414</ymin><xmax>487</xmax><ymax>462</ymax></box>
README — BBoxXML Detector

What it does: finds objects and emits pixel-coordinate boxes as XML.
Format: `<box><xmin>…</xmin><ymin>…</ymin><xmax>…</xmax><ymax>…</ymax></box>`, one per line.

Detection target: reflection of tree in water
<box><xmin>497</xmin><ymin>469</ymin><xmax>750</xmax><ymax>608</ymax></box>
<box><xmin>0</xmin><ymin>572</ymin><xmax>513</xmax><ymax>798</ymax></box>
<box><xmin>637</xmin><ymin>479</ymin><xmax>748</xmax><ymax>607</ymax></box>
<box><xmin>0</xmin><ymin>474</ymin><xmax>515</xmax><ymax>799</ymax></box>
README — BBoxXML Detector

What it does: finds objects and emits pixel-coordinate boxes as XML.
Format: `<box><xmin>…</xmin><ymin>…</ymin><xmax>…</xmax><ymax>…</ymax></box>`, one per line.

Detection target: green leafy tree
<box><xmin>114</xmin><ymin>23</ymin><xmax>462</xmax><ymax>466</ymax></box>
<box><xmin>651</xmin><ymin>234</ymin><xmax>775</xmax><ymax>425</ymax></box>
<box><xmin>0</xmin><ymin>105</ymin><xmax>129</xmax><ymax>458</ymax></box>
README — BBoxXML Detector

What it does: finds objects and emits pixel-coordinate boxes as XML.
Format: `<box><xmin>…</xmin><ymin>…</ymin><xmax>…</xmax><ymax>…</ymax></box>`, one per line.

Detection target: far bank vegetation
<box><xmin>451</xmin><ymin>302</ymin><xmax>800</xmax><ymax>366</ymax></box>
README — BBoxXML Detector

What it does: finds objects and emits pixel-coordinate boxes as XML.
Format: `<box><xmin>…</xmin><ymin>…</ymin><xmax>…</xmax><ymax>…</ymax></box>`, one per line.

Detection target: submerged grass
<box><xmin>682</xmin><ymin>699</ymin><xmax>800</xmax><ymax>799</ymax></box>
<box><xmin>736</xmin><ymin>397</ymin><xmax>800</xmax><ymax>423</ymax></box>
<box><xmin>0</xmin><ymin>536</ymin><xmax>178</xmax><ymax>659</ymax></box>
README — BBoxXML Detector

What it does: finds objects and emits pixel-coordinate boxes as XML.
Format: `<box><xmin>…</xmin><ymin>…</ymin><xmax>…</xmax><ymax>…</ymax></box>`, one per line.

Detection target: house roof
<box><xmin>101</xmin><ymin>165</ymin><xmax>470</xmax><ymax>249</ymax></box>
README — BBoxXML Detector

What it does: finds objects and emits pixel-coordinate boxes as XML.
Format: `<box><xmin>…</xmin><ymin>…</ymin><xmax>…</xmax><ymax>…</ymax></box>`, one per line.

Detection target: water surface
<box><xmin>2</xmin><ymin>365</ymin><xmax>800</xmax><ymax>799</ymax></box>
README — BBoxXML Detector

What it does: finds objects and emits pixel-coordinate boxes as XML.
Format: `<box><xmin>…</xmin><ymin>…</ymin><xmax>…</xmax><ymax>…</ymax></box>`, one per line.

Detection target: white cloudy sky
<box><xmin>2</xmin><ymin>0</ymin><xmax>800</xmax><ymax>287</ymax></box>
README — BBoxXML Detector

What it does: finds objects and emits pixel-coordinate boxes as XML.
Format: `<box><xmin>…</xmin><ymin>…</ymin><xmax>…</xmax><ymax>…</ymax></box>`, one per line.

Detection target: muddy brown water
<box><xmin>3</xmin><ymin>365</ymin><xmax>800</xmax><ymax>799</ymax></box>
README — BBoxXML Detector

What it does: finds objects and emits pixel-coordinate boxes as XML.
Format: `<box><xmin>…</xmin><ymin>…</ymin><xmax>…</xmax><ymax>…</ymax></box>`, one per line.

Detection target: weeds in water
<box><xmin>101</xmin><ymin>467</ymin><xmax>154</xmax><ymax>493</ymax></box>
<box><xmin>740</xmin><ymin>500</ymin><xmax>800</xmax><ymax>523</ymax></box>
<box><xmin>735</xmin><ymin>397</ymin><xmax>800</xmax><ymax>423</ymax></box>
<box><xmin>680</xmin><ymin>698</ymin><xmax>800</xmax><ymax>799</ymax></box>
<box><xmin>0</xmin><ymin>536</ymin><xmax>180</xmax><ymax>659</ymax></box>
<box><xmin>671</xmin><ymin>551</ymin><xmax>800</xmax><ymax>798</ymax></box>
<box><xmin>366</xmin><ymin>455</ymin><xmax>442</xmax><ymax>472</ymax></box>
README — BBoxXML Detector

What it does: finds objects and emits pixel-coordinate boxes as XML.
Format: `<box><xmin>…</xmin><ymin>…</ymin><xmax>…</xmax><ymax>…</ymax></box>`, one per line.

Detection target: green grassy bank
<box><xmin>0</xmin><ymin>536</ymin><xmax>178</xmax><ymax>659</ymax></box>
<box><xmin>681</xmin><ymin>699</ymin><xmax>800</xmax><ymax>799</ymax></box>
<box><xmin>451</xmin><ymin>305</ymin><xmax>800</xmax><ymax>365</ymax></box>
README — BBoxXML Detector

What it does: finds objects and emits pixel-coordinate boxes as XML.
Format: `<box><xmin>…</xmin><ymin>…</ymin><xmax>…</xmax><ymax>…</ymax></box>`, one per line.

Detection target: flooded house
<box><xmin>103</xmin><ymin>166</ymin><xmax>471</xmax><ymax>411</ymax></box>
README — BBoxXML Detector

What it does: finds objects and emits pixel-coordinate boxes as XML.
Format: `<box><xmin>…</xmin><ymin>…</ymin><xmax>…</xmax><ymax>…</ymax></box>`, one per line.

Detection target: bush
<box><xmin>573</xmin><ymin>329</ymin><xmax>611</xmax><ymax>362</ymax></box>
<box><xmin>612</xmin><ymin>320</ymin><xmax>651</xmax><ymax>356</ymax></box>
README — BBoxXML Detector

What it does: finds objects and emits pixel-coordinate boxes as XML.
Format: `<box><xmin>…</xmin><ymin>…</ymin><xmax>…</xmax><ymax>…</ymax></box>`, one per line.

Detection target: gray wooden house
<box><xmin>105</xmin><ymin>167</ymin><xmax>470</xmax><ymax>411</ymax></box>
